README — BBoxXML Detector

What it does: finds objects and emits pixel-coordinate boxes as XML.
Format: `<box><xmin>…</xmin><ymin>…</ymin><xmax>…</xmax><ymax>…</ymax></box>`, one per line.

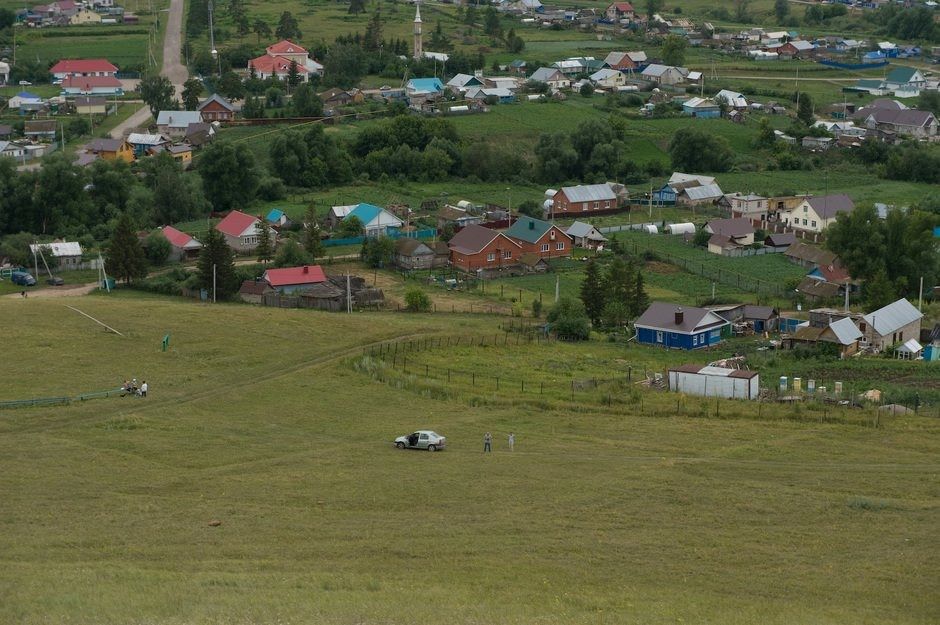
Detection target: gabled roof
<box><xmin>74</xmin><ymin>96</ymin><xmax>106</xmax><ymax>106</ymax></box>
<box><xmin>566</xmin><ymin>221</ymin><xmax>607</xmax><ymax>241</ymax></box>
<box><xmin>590</xmin><ymin>68</ymin><xmax>621</xmax><ymax>81</ymax></box>
<box><xmin>828</xmin><ymin>317</ymin><xmax>863</xmax><ymax>345</ymax></box>
<box><xmin>635</xmin><ymin>302</ymin><xmax>729</xmax><ymax>333</ymax></box>
<box><xmin>806</xmin><ymin>194</ymin><xmax>854</xmax><ymax>219</ymax></box>
<box><xmin>885</xmin><ymin>66</ymin><xmax>920</xmax><ymax>84</ymax></box>
<box><xmin>529</xmin><ymin>67</ymin><xmax>565</xmax><ymax>82</ymax></box>
<box><xmin>61</xmin><ymin>75</ymin><xmax>122</xmax><ymax>89</ymax></box>
<box><xmin>197</xmin><ymin>93</ymin><xmax>237</xmax><ymax>112</ymax></box>
<box><xmin>239</xmin><ymin>279</ymin><xmax>272</xmax><ymax>296</ymax></box>
<box><xmin>506</xmin><ymin>216</ymin><xmax>568</xmax><ymax>244</ymax></box>
<box><xmin>808</xmin><ymin>261</ymin><xmax>852</xmax><ymax>284</ymax></box>
<box><xmin>715</xmin><ymin>89</ymin><xmax>747</xmax><ymax>108</ymax></box>
<box><xmin>84</xmin><ymin>138</ymin><xmax>126</xmax><ymax>153</ymax></box>
<box><xmin>784</xmin><ymin>242</ymin><xmax>835</xmax><ymax>265</ymax></box>
<box><xmin>863</xmin><ymin>298</ymin><xmax>922</xmax><ymax>336</ymax></box>
<box><xmin>610</xmin><ymin>2</ymin><xmax>635</xmax><ymax>11</ymax></box>
<box><xmin>705</xmin><ymin>217</ymin><xmax>753</xmax><ymax>238</ymax></box>
<box><xmin>669</xmin><ymin>172</ymin><xmax>715</xmax><ymax>186</ymax></box>
<box><xmin>766</xmin><ymin>232</ymin><xmax>796</xmax><ymax>247</ymax></box>
<box><xmin>263</xmin><ymin>265</ymin><xmax>327</xmax><ymax>287</ymax></box>
<box><xmin>346</xmin><ymin>203</ymin><xmax>402</xmax><ymax>228</ymax></box>
<box><xmin>266</xmin><ymin>208</ymin><xmax>285</xmax><ymax>223</ymax></box>
<box><xmin>29</xmin><ymin>241</ymin><xmax>82</xmax><ymax>257</ymax></box>
<box><xmin>156</xmin><ymin>110</ymin><xmax>202</xmax><ymax>128</ymax></box>
<box><xmin>266</xmin><ymin>40</ymin><xmax>307</xmax><ymax>55</ymax></box>
<box><xmin>13</xmin><ymin>91</ymin><xmax>41</xmax><ymax>101</ymax></box>
<box><xmin>558</xmin><ymin>183</ymin><xmax>616</xmax><ymax>203</ymax></box>
<box><xmin>448</xmin><ymin>225</ymin><xmax>520</xmax><ymax>255</ymax></box>
<box><xmin>127</xmin><ymin>132</ymin><xmax>168</xmax><ymax>145</ymax></box>
<box><xmin>49</xmin><ymin>58</ymin><xmax>118</xmax><ymax>74</ymax></box>
<box><xmin>160</xmin><ymin>226</ymin><xmax>201</xmax><ymax>250</ymax></box>
<box><xmin>216</xmin><ymin>210</ymin><xmax>260</xmax><ymax>238</ymax></box>
<box><xmin>447</xmin><ymin>73</ymin><xmax>484</xmax><ymax>88</ymax></box>
<box><xmin>865</xmin><ymin>108</ymin><xmax>936</xmax><ymax>129</ymax></box>
<box><xmin>707</xmin><ymin>234</ymin><xmax>741</xmax><ymax>250</ymax></box>
<box><xmin>743</xmin><ymin>305</ymin><xmax>775</xmax><ymax>321</ymax></box>
<box><xmin>683</xmin><ymin>183</ymin><xmax>724</xmax><ymax>201</ymax></box>
<box><xmin>406</xmin><ymin>77</ymin><xmax>444</xmax><ymax>93</ymax></box>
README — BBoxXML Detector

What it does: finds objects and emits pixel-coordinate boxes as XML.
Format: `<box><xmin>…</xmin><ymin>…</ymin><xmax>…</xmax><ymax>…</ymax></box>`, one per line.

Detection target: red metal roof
<box><xmin>263</xmin><ymin>265</ymin><xmax>327</xmax><ymax>287</ymax></box>
<box><xmin>160</xmin><ymin>226</ymin><xmax>193</xmax><ymax>248</ymax></box>
<box><xmin>50</xmin><ymin>59</ymin><xmax>119</xmax><ymax>74</ymax></box>
<box><xmin>215</xmin><ymin>210</ymin><xmax>258</xmax><ymax>237</ymax></box>
<box><xmin>612</xmin><ymin>2</ymin><xmax>635</xmax><ymax>11</ymax></box>
<box><xmin>249</xmin><ymin>54</ymin><xmax>295</xmax><ymax>74</ymax></box>
<box><xmin>266</xmin><ymin>40</ymin><xmax>307</xmax><ymax>55</ymax></box>
<box><xmin>61</xmin><ymin>76</ymin><xmax>122</xmax><ymax>88</ymax></box>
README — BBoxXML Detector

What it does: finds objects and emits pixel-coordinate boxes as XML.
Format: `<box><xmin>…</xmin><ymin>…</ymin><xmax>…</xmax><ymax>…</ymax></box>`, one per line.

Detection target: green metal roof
<box><xmin>885</xmin><ymin>66</ymin><xmax>918</xmax><ymax>84</ymax></box>
<box><xmin>506</xmin><ymin>216</ymin><xmax>552</xmax><ymax>244</ymax></box>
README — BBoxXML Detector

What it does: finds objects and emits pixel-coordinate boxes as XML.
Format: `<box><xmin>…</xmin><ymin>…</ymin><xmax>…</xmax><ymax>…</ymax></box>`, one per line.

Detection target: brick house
<box><xmin>550</xmin><ymin>183</ymin><xmax>617</xmax><ymax>217</ymax></box>
<box><xmin>447</xmin><ymin>224</ymin><xmax>522</xmax><ymax>274</ymax></box>
<box><xmin>504</xmin><ymin>216</ymin><xmax>572</xmax><ymax>260</ymax></box>
<box><xmin>197</xmin><ymin>94</ymin><xmax>239</xmax><ymax>122</ymax></box>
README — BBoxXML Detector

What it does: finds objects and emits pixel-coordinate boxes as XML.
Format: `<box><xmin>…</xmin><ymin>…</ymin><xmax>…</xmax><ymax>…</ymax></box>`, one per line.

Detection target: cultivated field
<box><xmin>1</xmin><ymin>295</ymin><xmax>938</xmax><ymax>624</ymax></box>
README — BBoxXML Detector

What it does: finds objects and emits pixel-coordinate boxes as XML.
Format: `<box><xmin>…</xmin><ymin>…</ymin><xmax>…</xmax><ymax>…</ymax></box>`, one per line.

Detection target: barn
<box><xmin>667</xmin><ymin>365</ymin><xmax>760</xmax><ymax>400</ymax></box>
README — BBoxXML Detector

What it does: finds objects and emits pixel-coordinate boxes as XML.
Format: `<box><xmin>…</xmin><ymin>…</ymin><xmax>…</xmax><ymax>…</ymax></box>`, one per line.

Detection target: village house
<box><xmin>860</xmin><ymin>298</ymin><xmax>923</xmax><ymax>352</ymax></box>
<box><xmin>156</xmin><ymin>111</ymin><xmax>203</xmax><ymax>139</ymax></box>
<box><xmin>185</xmin><ymin>122</ymin><xmax>215</xmax><ymax>149</ymax></box>
<box><xmin>262</xmin><ymin>265</ymin><xmax>328</xmax><ymax>294</ymax></box>
<box><xmin>447</xmin><ymin>224</ymin><xmax>522</xmax><ymax>275</ymax></box>
<box><xmin>703</xmin><ymin>218</ymin><xmax>755</xmax><ymax>255</ymax></box>
<box><xmin>238</xmin><ymin>280</ymin><xmax>274</xmax><ymax>304</ymax></box>
<box><xmin>785</xmin><ymin>317</ymin><xmax>863</xmax><ymax>358</ymax></box>
<box><xmin>394</xmin><ymin>238</ymin><xmax>449</xmax><ymax>270</ymax></box>
<box><xmin>860</xmin><ymin>106</ymin><xmax>937</xmax><ymax>141</ymax></box>
<box><xmin>641</xmin><ymin>64</ymin><xmax>688</xmax><ymax>86</ymax></box>
<box><xmin>528</xmin><ymin>67</ymin><xmax>570</xmax><ymax>90</ymax></box>
<box><xmin>83</xmin><ymin>137</ymin><xmax>134</xmax><ymax>162</ymax></box>
<box><xmin>605</xmin><ymin>1</ymin><xmax>635</xmax><ymax>21</ymax></box>
<box><xmin>446</xmin><ymin>73</ymin><xmax>485</xmax><ymax>92</ymax></box>
<box><xmin>784</xmin><ymin>241</ymin><xmax>836</xmax><ymax>268</ymax></box>
<box><xmin>319</xmin><ymin>87</ymin><xmax>365</xmax><ymax>109</ymax></box>
<box><xmin>166</xmin><ymin>144</ymin><xmax>193</xmax><ymax>167</ymax></box>
<box><xmin>24</xmin><ymin>120</ymin><xmax>57</xmax><ymax>142</ymax></box>
<box><xmin>248</xmin><ymin>40</ymin><xmax>323</xmax><ymax>81</ymax></box>
<box><xmin>197</xmin><ymin>94</ymin><xmax>238</xmax><ymax>122</ymax></box>
<box><xmin>882</xmin><ymin>66</ymin><xmax>926</xmax><ymax>93</ymax></box>
<box><xmin>604</xmin><ymin>51</ymin><xmax>647</xmax><ymax>72</ymax></box>
<box><xmin>29</xmin><ymin>240</ymin><xmax>83</xmax><ymax>270</ymax></box>
<box><xmin>589</xmin><ymin>68</ymin><xmax>627</xmax><ymax>89</ymax></box>
<box><xmin>0</xmin><ymin>140</ymin><xmax>26</xmax><ymax>160</ymax></box>
<box><xmin>405</xmin><ymin>77</ymin><xmax>444</xmax><ymax>99</ymax></box>
<box><xmin>776</xmin><ymin>40</ymin><xmax>816</xmax><ymax>58</ymax></box>
<box><xmin>565</xmin><ymin>221</ymin><xmax>608</xmax><ymax>249</ymax></box>
<box><xmin>715</xmin><ymin>89</ymin><xmax>748</xmax><ymax>110</ymax></box>
<box><xmin>215</xmin><ymin>210</ymin><xmax>274</xmax><ymax>254</ymax></box>
<box><xmin>73</xmin><ymin>96</ymin><xmax>107</xmax><ymax>115</ymax></box>
<box><xmin>504</xmin><ymin>216</ymin><xmax>572</xmax><ymax>260</ymax></box>
<box><xmin>343</xmin><ymin>203</ymin><xmax>403</xmax><ymax>237</ymax></box>
<box><xmin>798</xmin><ymin>260</ymin><xmax>859</xmax><ymax>302</ymax></box>
<box><xmin>50</xmin><ymin>58</ymin><xmax>118</xmax><ymax>81</ymax></box>
<box><xmin>159</xmin><ymin>226</ymin><xmax>202</xmax><ymax>262</ymax></box>
<box><xmin>60</xmin><ymin>76</ymin><xmax>123</xmax><ymax>96</ymax></box>
<box><xmin>549</xmin><ymin>183</ymin><xmax>617</xmax><ymax>217</ymax></box>
<box><xmin>764</xmin><ymin>232</ymin><xmax>796</xmax><ymax>252</ymax></box>
<box><xmin>635</xmin><ymin>302</ymin><xmax>730</xmax><ymax>350</ymax></box>
<box><xmin>437</xmin><ymin>205</ymin><xmax>483</xmax><ymax>231</ymax></box>
<box><xmin>781</xmin><ymin>194</ymin><xmax>855</xmax><ymax>233</ymax></box>
<box><xmin>70</xmin><ymin>7</ymin><xmax>102</xmax><ymax>24</ymax></box>
<box><xmin>127</xmin><ymin>132</ymin><xmax>169</xmax><ymax>158</ymax></box>
<box><xmin>681</xmin><ymin>97</ymin><xmax>721</xmax><ymax>118</ymax></box>
<box><xmin>723</xmin><ymin>193</ymin><xmax>769</xmax><ymax>220</ymax></box>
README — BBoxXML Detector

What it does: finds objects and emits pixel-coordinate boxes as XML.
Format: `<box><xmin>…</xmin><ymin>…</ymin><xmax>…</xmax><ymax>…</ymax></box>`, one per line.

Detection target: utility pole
<box><xmin>212</xmin><ymin>263</ymin><xmax>217</xmax><ymax>303</ymax></box>
<box><xmin>346</xmin><ymin>273</ymin><xmax>352</xmax><ymax>313</ymax></box>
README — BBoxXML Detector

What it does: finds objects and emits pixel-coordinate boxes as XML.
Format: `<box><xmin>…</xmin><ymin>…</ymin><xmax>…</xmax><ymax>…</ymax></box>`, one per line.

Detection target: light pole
<box><xmin>208</xmin><ymin>0</ymin><xmax>221</xmax><ymax>77</ymax></box>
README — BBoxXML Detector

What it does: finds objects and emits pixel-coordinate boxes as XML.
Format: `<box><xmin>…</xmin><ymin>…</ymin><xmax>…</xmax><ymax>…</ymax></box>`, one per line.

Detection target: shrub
<box><xmin>547</xmin><ymin>297</ymin><xmax>590</xmax><ymax>341</ymax></box>
<box><xmin>404</xmin><ymin>288</ymin><xmax>432</xmax><ymax>312</ymax></box>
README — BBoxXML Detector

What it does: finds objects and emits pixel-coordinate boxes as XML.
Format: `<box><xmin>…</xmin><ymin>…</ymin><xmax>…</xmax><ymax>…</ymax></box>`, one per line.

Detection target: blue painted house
<box><xmin>652</xmin><ymin>184</ymin><xmax>678</xmax><ymax>204</ymax></box>
<box><xmin>635</xmin><ymin>302</ymin><xmax>730</xmax><ymax>350</ymax></box>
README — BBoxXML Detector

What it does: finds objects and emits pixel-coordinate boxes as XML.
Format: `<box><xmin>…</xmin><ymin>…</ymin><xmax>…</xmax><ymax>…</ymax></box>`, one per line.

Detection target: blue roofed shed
<box><xmin>266</xmin><ymin>208</ymin><xmax>289</xmax><ymax>227</ymax></box>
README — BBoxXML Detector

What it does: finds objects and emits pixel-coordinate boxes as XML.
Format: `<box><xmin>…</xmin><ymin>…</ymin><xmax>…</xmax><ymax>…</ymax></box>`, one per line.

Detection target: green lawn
<box><xmin>0</xmin><ymin>296</ymin><xmax>938</xmax><ymax>624</ymax></box>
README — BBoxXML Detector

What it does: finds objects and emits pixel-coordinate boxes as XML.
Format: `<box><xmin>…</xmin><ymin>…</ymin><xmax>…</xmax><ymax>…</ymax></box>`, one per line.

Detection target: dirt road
<box><xmin>109</xmin><ymin>0</ymin><xmax>187</xmax><ymax>139</ymax></box>
<box><xmin>4</xmin><ymin>283</ymin><xmax>98</xmax><ymax>299</ymax></box>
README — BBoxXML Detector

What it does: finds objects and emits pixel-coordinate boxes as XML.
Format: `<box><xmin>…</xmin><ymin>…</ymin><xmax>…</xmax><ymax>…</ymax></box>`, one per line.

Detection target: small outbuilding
<box><xmin>668</xmin><ymin>364</ymin><xmax>759</xmax><ymax>400</ymax></box>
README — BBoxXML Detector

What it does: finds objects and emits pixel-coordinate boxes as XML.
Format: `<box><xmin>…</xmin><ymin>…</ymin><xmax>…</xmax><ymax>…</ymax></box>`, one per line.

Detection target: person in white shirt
<box><xmin>508</xmin><ymin>432</ymin><xmax>515</xmax><ymax>451</ymax></box>
<box><xmin>140</xmin><ymin>381</ymin><xmax>148</xmax><ymax>398</ymax></box>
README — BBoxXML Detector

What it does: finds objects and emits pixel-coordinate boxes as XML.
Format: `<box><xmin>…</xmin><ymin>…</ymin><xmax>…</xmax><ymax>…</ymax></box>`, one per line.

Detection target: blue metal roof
<box><xmin>407</xmin><ymin>77</ymin><xmax>444</xmax><ymax>93</ymax></box>
<box><xmin>266</xmin><ymin>208</ymin><xmax>284</xmax><ymax>222</ymax></box>
<box><xmin>346</xmin><ymin>203</ymin><xmax>385</xmax><ymax>226</ymax></box>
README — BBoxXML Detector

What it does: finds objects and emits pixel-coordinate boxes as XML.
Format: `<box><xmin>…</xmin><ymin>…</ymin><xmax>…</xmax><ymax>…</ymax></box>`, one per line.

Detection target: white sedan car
<box><xmin>395</xmin><ymin>430</ymin><xmax>446</xmax><ymax>451</ymax></box>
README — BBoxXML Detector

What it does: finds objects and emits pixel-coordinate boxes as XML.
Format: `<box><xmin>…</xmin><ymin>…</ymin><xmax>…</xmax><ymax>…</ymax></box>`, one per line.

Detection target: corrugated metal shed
<box><xmin>683</xmin><ymin>183</ymin><xmax>724</xmax><ymax>201</ymax></box>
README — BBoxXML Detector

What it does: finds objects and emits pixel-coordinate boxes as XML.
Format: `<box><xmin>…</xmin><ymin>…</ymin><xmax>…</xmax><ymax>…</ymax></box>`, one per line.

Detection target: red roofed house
<box><xmin>60</xmin><ymin>76</ymin><xmax>124</xmax><ymax>96</ymax></box>
<box><xmin>215</xmin><ymin>210</ymin><xmax>275</xmax><ymax>254</ymax></box>
<box><xmin>50</xmin><ymin>59</ymin><xmax>119</xmax><ymax>80</ymax></box>
<box><xmin>606</xmin><ymin>2</ymin><xmax>635</xmax><ymax>21</ymax></box>
<box><xmin>248</xmin><ymin>40</ymin><xmax>324</xmax><ymax>82</ymax></box>
<box><xmin>262</xmin><ymin>264</ymin><xmax>327</xmax><ymax>293</ymax></box>
<box><xmin>159</xmin><ymin>226</ymin><xmax>203</xmax><ymax>262</ymax></box>
<box><xmin>447</xmin><ymin>224</ymin><xmax>522</xmax><ymax>275</ymax></box>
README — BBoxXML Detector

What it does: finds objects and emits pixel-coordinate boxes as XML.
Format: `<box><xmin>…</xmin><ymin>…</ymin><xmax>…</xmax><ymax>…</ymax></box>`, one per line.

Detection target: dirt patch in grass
<box><xmin>645</xmin><ymin>261</ymin><xmax>681</xmax><ymax>274</ymax></box>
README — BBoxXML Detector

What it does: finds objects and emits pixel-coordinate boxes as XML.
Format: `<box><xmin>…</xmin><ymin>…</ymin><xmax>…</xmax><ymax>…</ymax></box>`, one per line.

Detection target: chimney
<box><xmin>303</xmin><ymin>265</ymin><xmax>309</xmax><ymax>274</ymax></box>
<box><xmin>529</xmin><ymin>220</ymin><xmax>535</xmax><ymax>230</ymax></box>
<box><xmin>675</xmin><ymin>307</ymin><xmax>684</xmax><ymax>326</ymax></box>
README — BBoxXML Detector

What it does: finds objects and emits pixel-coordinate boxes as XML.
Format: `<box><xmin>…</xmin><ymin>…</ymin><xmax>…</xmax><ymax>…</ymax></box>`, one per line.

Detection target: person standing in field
<box><xmin>483</xmin><ymin>432</ymin><xmax>492</xmax><ymax>453</ymax></box>
<box><xmin>140</xmin><ymin>381</ymin><xmax>148</xmax><ymax>398</ymax></box>
<box><xmin>508</xmin><ymin>432</ymin><xmax>515</xmax><ymax>451</ymax></box>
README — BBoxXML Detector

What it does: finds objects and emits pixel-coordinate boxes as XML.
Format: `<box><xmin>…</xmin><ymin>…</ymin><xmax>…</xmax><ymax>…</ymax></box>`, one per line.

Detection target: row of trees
<box><xmin>579</xmin><ymin>257</ymin><xmax>649</xmax><ymax>329</ymax></box>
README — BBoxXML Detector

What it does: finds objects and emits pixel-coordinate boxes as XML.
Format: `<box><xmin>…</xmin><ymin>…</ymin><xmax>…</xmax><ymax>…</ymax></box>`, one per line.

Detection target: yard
<box><xmin>0</xmin><ymin>295</ymin><xmax>937</xmax><ymax>624</ymax></box>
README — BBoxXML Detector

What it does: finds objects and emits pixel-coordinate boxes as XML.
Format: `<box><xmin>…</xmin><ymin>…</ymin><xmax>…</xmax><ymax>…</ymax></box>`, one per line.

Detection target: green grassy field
<box><xmin>0</xmin><ymin>295</ymin><xmax>938</xmax><ymax>624</ymax></box>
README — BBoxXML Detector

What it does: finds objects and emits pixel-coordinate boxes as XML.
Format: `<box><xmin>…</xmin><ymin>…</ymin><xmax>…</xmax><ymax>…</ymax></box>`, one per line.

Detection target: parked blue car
<box><xmin>11</xmin><ymin>271</ymin><xmax>36</xmax><ymax>287</ymax></box>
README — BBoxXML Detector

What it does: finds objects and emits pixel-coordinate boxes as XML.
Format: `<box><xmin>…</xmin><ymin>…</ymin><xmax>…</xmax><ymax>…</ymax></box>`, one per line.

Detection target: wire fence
<box><xmin>0</xmin><ymin>387</ymin><xmax>127</xmax><ymax>411</ymax></box>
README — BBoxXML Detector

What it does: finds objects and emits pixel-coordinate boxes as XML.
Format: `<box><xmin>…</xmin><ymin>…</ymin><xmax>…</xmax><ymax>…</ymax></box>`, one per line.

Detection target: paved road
<box><xmin>109</xmin><ymin>0</ymin><xmax>187</xmax><ymax>139</ymax></box>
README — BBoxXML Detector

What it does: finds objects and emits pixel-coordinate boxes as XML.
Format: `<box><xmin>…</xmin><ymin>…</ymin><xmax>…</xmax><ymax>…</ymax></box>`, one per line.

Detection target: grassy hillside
<box><xmin>1</xmin><ymin>295</ymin><xmax>938</xmax><ymax>624</ymax></box>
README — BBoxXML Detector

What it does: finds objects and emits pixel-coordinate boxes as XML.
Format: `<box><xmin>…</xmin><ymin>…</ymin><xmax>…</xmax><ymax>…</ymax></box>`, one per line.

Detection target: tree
<box><xmin>464</xmin><ymin>4</ymin><xmax>478</xmax><ymax>25</ymax></box>
<box><xmin>181</xmin><ymin>78</ymin><xmax>203</xmax><ymax>110</ymax></box>
<box><xmin>661</xmin><ymin>34</ymin><xmax>687</xmax><ymax>66</ymax></box>
<box><xmin>361</xmin><ymin>236</ymin><xmax>395</xmax><ymax>268</ymax></box>
<box><xmin>255</xmin><ymin>219</ymin><xmax>274</xmax><ymax>263</ymax></box>
<box><xmin>363</xmin><ymin>10</ymin><xmax>383</xmax><ymax>50</ymax></box>
<box><xmin>322</xmin><ymin>43</ymin><xmax>368</xmax><ymax>89</ymax></box>
<box><xmin>348</xmin><ymin>0</ymin><xmax>367</xmax><ymax>15</ymax></box>
<box><xmin>601</xmin><ymin>301</ymin><xmax>630</xmax><ymax>330</ymax></box>
<box><xmin>517</xmin><ymin>200</ymin><xmax>542</xmax><ymax>219</ymax></box>
<box><xmin>105</xmin><ymin>213</ymin><xmax>148</xmax><ymax>285</ymax></box>
<box><xmin>579</xmin><ymin>82</ymin><xmax>594</xmax><ymax>98</ymax></box>
<box><xmin>692</xmin><ymin>228</ymin><xmax>711</xmax><ymax>247</ymax></box>
<box><xmin>274</xmin><ymin>238</ymin><xmax>311</xmax><ymax>268</ymax></box>
<box><xmin>198</xmin><ymin>141</ymin><xmax>260</xmax><ymax>211</ymax></box>
<box><xmin>197</xmin><ymin>228</ymin><xmax>239</xmax><ymax>298</ymax></box>
<box><xmin>430</xmin><ymin>20</ymin><xmax>453</xmax><ymax>52</ymax></box>
<box><xmin>286</xmin><ymin>60</ymin><xmax>301</xmax><ymax>90</ymax></box>
<box><xmin>580</xmin><ymin>258</ymin><xmax>606</xmax><ymax>326</ymax></box>
<box><xmin>756</xmin><ymin>117</ymin><xmax>776</xmax><ymax>148</ymax></box>
<box><xmin>547</xmin><ymin>297</ymin><xmax>590</xmax><ymax>340</ymax></box>
<box><xmin>734</xmin><ymin>0</ymin><xmax>751</xmax><ymax>22</ymax></box>
<box><xmin>252</xmin><ymin>18</ymin><xmax>272</xmax><ymax>43</ymax></box>
<box><xmin>405</xmin><ymin>288</ymin><xmax>432</xmax><ymax>312</ymax></box>
<box><xmin>645</xmin><ymin>0</ymin><xmax>662</xmax><ymax>19</ymax></box>
<box><xmin>797</xmin><ymin>93</ymin><xmax>815</xmax><ymax>126</ymax></box>
<box><xmin>864</xmin><ymin>269</ymin><xmax>897</xmax><ymax>311</ymax></box>
<box><xmin>604</xmin><ymin>257</ymin><xmax>635</xmax><ymax>310</ymax></box>
<box><xmin>916</xmin><ymin>90</ymin><xmax>940</xmax><ymax>116</ymax></box>
<box><xmin>291</xmin><ymin>83</ymin><xmax>323</xmax><ymax>117</ymax></box>
<box><xmin>144</xmin><ymin>231</ymin><xmax>172</xmax><ymax>266</ymax></box>
<box><xmin>275</xmin><ymin>11</ymin><xmax>302</xmax><ymax>40</ymax></box>
<box><xmin>339</xmin><ymin>215</ymin><xmax>364</xmax><ymax>238</ymax></box>
<box><xmin>303</xmin><ymin>204</ymin><xmax>324</xmax><ymax>259</ymax></box>
<box><xmin>825</xmin><ymin>204</ymin><xmax>886</xmax><ymax>283</ymax></box>
<box><xmin>774</xmin><ymin>0</ymin><xmax>789</xmax><ymax>21</ymax></box>
<box><xmin>217</xmin><ymin>70</ymin><xmax>246</xmax><ymax>100</ymax></box>
<box><xmin>484</xmin><ymin>6</ymin><xmax>502</xmax><ymax>38</ymax></box>
<box><xmin>139</xmin><ymin>74</ymin><xmax>176</xmax><ymax>118</ymax></box>
<box><xmin>632</xmin><ymin>270</ymin><xmax>649</xmax><ymax>317</ymax></box>
<box><xmin>242</xmin><ymin>96</ymin><xmax>265</xmax><ymax>118</ymax></box>
<box><xmin>0</xmin><ymin>8</ymin><xmax>15</xmax><ymax>29</ymax></box>
<box><xmin>668</xmin><ymin>128</ymin><xmax>734</xmax><ymax>172</ymax></box>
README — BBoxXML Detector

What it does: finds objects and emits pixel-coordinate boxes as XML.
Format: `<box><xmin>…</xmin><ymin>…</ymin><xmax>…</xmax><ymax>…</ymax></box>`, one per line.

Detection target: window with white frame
<box><xmin>555</xmin><ymin>242</ymin><xmax>564</xmax><ymax>250</ymax></box>
<box><xmin>541</xmin><ymin>243</ymin><xmax>550</xmax><ymax>252</ymax></box>
<box><xmin>656</xmin><ymin>331</ymin><xmax>664</xmax><ymax>343</ymax></box>
<box><xmin>487</xmin><ymin>252</ymin><xmax>496</xmax><ymax>262</ymax></box>
<box><xmin>503</xmin><ymin>250</ymin><xmax>512</xmax><ymax>259</ymax></box>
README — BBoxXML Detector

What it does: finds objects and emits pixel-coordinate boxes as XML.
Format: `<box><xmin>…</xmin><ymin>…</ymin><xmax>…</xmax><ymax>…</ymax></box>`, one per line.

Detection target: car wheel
<box><xmin>396</xmin><ymin>442</ymin><xmax>405</xmax><ymax>449</ymax></box>
<box><xmin>427</xmin><ymin>444</ymin><xmax>436</xmax><ymax>452</ymax></box>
